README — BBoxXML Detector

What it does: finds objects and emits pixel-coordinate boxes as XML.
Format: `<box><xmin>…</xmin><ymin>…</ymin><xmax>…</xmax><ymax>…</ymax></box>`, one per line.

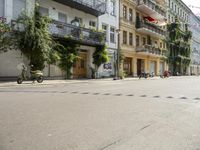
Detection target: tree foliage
<box><xmin>14</xmin><ymin>3</ymin><xmax>58</xmax><ymax>70</ymax></box>
<box><xmin>93</xmin><ymin>45</ymin><xmax>109</xmax><ymax>70</ymax></box>
<box><xmin>0</xmin><ymin>17</ymin><xmax>12</xmax><ymax>52</ymax></box>
<box><xmin>56</xmin><ymin>41</ymin><xmax>79</xmax><ymax>79</ymax></box>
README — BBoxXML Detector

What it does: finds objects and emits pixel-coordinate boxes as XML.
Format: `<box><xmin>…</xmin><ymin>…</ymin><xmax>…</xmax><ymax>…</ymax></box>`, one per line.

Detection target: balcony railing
<box><xmin>137</xmin><ymin>0</ymin><xmax>166</xmax><ymax>18</ymax></box>
<box><xmin>53</xmin><ymin>0</ymin><xmax>106</xmax><ymax>17</ymax></box>
<box><xmin>136</xmin><ymin>20</ymin><xmax>166</xmax><ymax>37</ymax></box>
<box><xmin>136</xmin><ymin>44</ymin><xmax>167</xmax><ymax>56</ymax></box>
<box><xmin>49</xmin><ymin>20</ymin><xmax>105</xmax><ymax>46</ymax></box>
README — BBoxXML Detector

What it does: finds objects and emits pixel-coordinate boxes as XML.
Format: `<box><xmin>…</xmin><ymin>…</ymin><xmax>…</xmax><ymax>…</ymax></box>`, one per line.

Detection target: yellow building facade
<box><xmin>120</xmin><ymin>0</ymin><xmax>168</xmax><ymax>76</ymax></box>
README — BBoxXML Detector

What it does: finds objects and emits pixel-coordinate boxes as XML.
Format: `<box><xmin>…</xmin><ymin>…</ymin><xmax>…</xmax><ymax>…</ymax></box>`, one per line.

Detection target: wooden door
<box><xmin>123</xmin><ymin>57</ymin><xmax>132</xmax><ymax>76</ymax></box>
<box><xmin>73</xmin><ymin>53</ymin><xmax>87</xmax><ymax>78</ymax></box>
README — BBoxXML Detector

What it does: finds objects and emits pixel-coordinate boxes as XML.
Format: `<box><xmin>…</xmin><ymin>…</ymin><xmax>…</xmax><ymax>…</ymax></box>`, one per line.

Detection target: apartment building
<box><xmin>120</xmin><ymin>0</ymin><xmax>167</xmax><ymax>77</ymax></box>
<box><xmin>0</xmin><ymin>0</ymin><xmax>109</xmax><ymax>79</ymax></box>
<box><xmin>167</xmin><ymin>0</ymin><xmax>190</xmax><ymax>30</ymax></box>
<box><xmin>189</xmin><ymin>13</ymin><xmax>200</xmax><ymax>75</ymax></box>
<box><xmin>119</xmin><ymin>0</ymin><xmax>137</xmax><ymax>76</ymax></box>
<box><xmin>98</xmin><ymin>0</ymin><xmax>119</xmax><ymax>77</ymax></box>
<box><xmin>167</xmin><ymin>0</ymin><xmax>192</xmax><ymax>75</ymax></box>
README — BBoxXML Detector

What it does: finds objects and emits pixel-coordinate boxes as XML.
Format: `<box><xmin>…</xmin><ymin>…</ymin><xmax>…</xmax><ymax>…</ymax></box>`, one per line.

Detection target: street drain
<box><xmin>114</xmin><ymin>94</ymin><xmax>122</xmax><ymax>96</ymax></box>
<box><xmin>93</xmin><ymin>93</ymin><xmax>100</xmax><ymax>95</ymax></box>
<box><xmin>82</xmin><ymin>92</ymin><xmax>89</xmax><ymax>94</ymax></box>
<box><xmin>167</xmin><ymin>96</ymin><xmax>173</xmax><ymax>99</ymax></box>
<box><xmin>71</xmin><ymin>92</ymin><xmax>78</xmax><ymax>94</ymax></box>
<box><xmin>140</xmin><ymin>95</ymin><xmax>147</xmax><ymax>97</ymax></box>
<box><xmin>180</xmin><ymin>97</ymin><xmax>187</xmax><ymax>99</ymax></box>
<box><xmin>153</xmin><ymin>96</ymin><xmax>160</xmax><ymax>98</ymax></box>
<box><xmin>127</xmin><ymin>94</ymin><xmax>134</xmax><ymax>97</ymax></box>
<box><xmin>194</xmin><ymin>97</ymin><xmax>200</xmax><ymax>100</ymax></box>
<box><xmin>104</xmin><ymin>93</ymin><xmax>110</xmax><ymax>95</ymax></box>
<box><xmin>60</xmin><ymin>91</ymin><xmax>68</xmax><ymax>93</ymax></box>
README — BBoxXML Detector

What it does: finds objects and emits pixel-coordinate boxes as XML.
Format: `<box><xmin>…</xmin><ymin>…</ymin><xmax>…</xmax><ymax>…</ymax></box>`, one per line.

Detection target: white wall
<box><xmin>39</xmin><ymin>0</ymin><xmax>97</xmax><ymax>29</ymax></box>
<box><xmin>97</xmin><ymin>0</ymin><xmax>119</xmax><ymax>77</ymax></box>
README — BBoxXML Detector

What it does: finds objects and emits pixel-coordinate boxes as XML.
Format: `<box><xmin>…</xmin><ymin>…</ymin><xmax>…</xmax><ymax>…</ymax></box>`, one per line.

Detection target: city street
<box><xmin>0</xmin><ymin>77</ymin><xmax>200</xmax><ymax>150</ymax></box>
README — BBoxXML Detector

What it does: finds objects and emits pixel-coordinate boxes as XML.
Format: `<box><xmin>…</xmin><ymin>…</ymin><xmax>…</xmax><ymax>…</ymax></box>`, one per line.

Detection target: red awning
<box><xmin>144</xmin><ymin>16</ymin><xmax>156</xmax><ymax>22</ymax></box>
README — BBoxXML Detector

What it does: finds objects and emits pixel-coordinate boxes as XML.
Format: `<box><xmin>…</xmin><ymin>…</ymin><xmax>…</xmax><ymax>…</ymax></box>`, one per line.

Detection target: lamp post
<box><xmin>113</xmin><ymin>29</ymin><xmax>120</xmax><ymax>80</ymax></box>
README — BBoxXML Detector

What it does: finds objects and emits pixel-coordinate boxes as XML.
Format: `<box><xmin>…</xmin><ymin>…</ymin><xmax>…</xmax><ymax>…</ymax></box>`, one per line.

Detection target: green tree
<box><xmin>14</xmin><ymin>3</ymin><xmax>58</xmax><ymax>70</ymax></box>
<box><xmin>56</xmin><ymin>41</ymin><xmax>78</xmax><ymax>79</ymax></box>
<box><xmin>0</xmin><ymin>17</ymin><xmax>12</xmax><ymax>52</ymax></box>
<box><xmin>92</xmin><ymin>45</ymin><xmax>109</xmax><ymax>77</ymax></box>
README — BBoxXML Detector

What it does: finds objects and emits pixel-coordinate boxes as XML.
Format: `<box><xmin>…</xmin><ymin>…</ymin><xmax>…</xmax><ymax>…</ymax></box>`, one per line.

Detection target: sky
<box><xmin>182</xmin><ymin>0</ymin><xmax>200</xmax><ymax>16</ymax></box>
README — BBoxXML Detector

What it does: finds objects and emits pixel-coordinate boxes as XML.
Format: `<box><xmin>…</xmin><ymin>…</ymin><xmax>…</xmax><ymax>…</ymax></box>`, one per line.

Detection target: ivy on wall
<box><xmin>167</xmin><ymin>17</ymin><xmax>192</xmax><ymax>75</ymax></box>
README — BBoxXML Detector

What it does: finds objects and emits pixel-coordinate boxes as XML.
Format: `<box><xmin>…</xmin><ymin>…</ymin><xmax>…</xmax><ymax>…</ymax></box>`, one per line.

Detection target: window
<box><xmin>129</xmin><ymin>8</ymin><xmax>133</xmax><ymax>22</ymax></box>
<box><xmin>163</xmin><ymin>42</ymin><xmax>166</xmax><ymax>49</ymax></box>
<box><xmin>0</xmin><ymin>0</ymin><xmax>4</xmax><ymax>17</ymax></box>
<box><xmin>160</xmin><ymin>42</ymin><xmax>162</xmax><ymax>48</ymax></box>
<box><xmin>110</xmin><ymin>27</ymin><xmax>115</xmax><ymax>43</ymax></box>
<box><xmin>39</xmin><ymin>6</ymin><xmax>49</xmax><ymax>16</ymax></box>
<box><xmin>175</xmin><ymin>4</ymin><xmax>176</xmax><ymax>12</ymax></box>
<box><xmin>110</xmin><ymin>0</ymin><xmax>115</xmax><ymax>16</ymax></box>
<box><xmin>180</xmin><ymin>9</ymin><xmax>182</xmax><ymax>17</ymax></box>
<box><xmin>168</xmin><ymin>14</ymin><xmax>170</xmax><ymax>22</ymax></box>
<box><xmin>58</xmin><ymin>12</ymin><xmax>67</xmax><ymax>23</ymax></box>
<box><xmin>13</xmin><ymin>0</ymin><xmax>26</xmax><ymax>19</ymax></box>
<box><xmin>142</xmin><ymin>37</ymin><xmax>146</xmax><ymax>45</ymax></box>
<box><xmin>129</xmin><ymin>33</ymin><xmax>133</xmax><ymax>46</ymax></box>
<box><xmin>123</xmin><ymin>5</ymin><xmax>127</xmax><ymax>19</ymax></box>
<box><xmin>136</xmin><ymin>35</ymin><xmax>140</xmax><ymax>46</ymax></box>
<box><xmin>89</xmin><ymin>21</ymin><xmax>96</xmax><ymax>28</ymax></box>
<box><xmin>123</xmin><ymin>31</ymin><xmax>127</xmax><ymax>44</ymax></box>
<box><xmin>102</xmin><ymin>24</ymin><xmax>108</xmax><ymax>41</ymax></box>
<box><xmin>172</xmin><ymin>2</ymin><xmax>174</xmax><ymax>10</ymax></box>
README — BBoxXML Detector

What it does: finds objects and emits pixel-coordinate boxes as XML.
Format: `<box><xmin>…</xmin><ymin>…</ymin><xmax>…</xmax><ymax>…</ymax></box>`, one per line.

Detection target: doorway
<box><xmin>123</xmin><ymin>57</ymin><xmax>132</xmax><ymax>76</ymax></box>
<box><xmin>73</xmin><ymin>52</ymin><xmax>87</xmax><ymax>78</ymax></box>
<box><xmin>137</xmin><ymin>59</ymin><xmax>145</xmax><ymax>76</ymax></box>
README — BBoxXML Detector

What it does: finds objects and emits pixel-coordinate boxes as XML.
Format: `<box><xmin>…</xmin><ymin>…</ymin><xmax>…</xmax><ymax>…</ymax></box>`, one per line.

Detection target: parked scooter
<box><xmin>17</xmin><ymin>65</ymin><xmax>44</xmax><ymax>84</ymax></box>
<box><xmin>139</xmin><ymin>72</ymin><xmax>149</xmax><ymax>79</ymax></box>
<box><xmin>160</xmin><ymin>70</ymin><xmax>170</xmax><ymax>78</ymax></box>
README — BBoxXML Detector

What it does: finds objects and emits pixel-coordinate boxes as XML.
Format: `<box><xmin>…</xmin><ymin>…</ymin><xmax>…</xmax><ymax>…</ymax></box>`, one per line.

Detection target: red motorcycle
<box><xmin>160</xmin><ymin>71</ymin><xmax>171</xmax><ymax>78</ymax></box>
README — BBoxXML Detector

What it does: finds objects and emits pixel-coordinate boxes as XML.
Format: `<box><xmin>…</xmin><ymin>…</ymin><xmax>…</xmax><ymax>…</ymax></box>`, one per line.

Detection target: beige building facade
<box><xmin>120</xmin><ymin>0</ymin><xmax>168</xmax><ymax>77</ymax></box>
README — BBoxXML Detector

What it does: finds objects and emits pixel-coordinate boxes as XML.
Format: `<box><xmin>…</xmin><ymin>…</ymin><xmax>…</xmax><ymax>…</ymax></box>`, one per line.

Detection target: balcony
<box><xmin>136</xmin><ymin>20</ymin><xmax>166</xmax><ymax>38</ymax></box>
<box><xmin>120</xmin><ymin>17</ymin><xmax>135</xmax><ymax>27</ymax></box>
<box><xmin>137</xmin><ymin>0</ymin><xmax>166</xmax><ymax>21</ymax></box>
<box><xmin>136</xmin><ymin>45</ymin><xmax>167</xmax><ymax>57</ymax></box>
<box><xmin>53</xmin><ymin>0</ymin><xmax>106</xmax><ymax>17</ymax></box>
<box><xmin>49</xmin><ymin>20</ymin><xmax>105</xmax><ymax>46</ymax></box>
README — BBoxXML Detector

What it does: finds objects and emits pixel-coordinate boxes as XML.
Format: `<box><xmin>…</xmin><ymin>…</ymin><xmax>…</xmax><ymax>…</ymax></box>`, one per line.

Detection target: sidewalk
<box><xmin>0</xmin><ymin>76</ymin><xmax>197</xmax><ymax>88</ymax></box>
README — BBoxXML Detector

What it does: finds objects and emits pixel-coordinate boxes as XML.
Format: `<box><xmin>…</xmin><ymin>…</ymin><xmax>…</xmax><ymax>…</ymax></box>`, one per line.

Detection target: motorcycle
<box><xmin>139</xmin><ymin>72</ymin><xmax>149</xmax><ymax>79</ymax></box>
<box><xmin>17</xmin><ymin>65</ymin><xmax>44</xmax><ymax>84</ymax></box>
<box><xmin>160</xmin><ymin>70</ymin><xmax>170</xmax><ymax>78</ymax></box>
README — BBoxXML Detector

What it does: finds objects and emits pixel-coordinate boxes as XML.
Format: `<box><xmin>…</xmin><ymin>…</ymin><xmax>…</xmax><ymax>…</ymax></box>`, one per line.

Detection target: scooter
<box><xmin>17</xmin><ymin>65</ymin><xmax>44</xmax><ymax>84</ymax></box>
<box><xmin>139</xmin><ymin>72</ymin><xmax>149</xmax><ymax>79</ymax></box>
<box><xmin>160</xmin><ymin>70</ymin><xmax>170</xmax><ymax>78</ymax></box>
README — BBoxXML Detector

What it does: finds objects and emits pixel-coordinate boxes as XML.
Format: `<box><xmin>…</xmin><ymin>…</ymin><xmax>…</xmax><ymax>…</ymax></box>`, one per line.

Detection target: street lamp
<box><xmin>113</xmin><ymin>29</ymin><xmax>120</xmax><ymax>80</ymax></box>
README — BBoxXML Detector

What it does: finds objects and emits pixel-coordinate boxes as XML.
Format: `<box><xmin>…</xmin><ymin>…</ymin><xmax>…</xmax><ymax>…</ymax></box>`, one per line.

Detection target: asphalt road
<box><xmin>0</xmin><ymin>77</ymin><xmax>200</xmax><ymax>150</ymax></box>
